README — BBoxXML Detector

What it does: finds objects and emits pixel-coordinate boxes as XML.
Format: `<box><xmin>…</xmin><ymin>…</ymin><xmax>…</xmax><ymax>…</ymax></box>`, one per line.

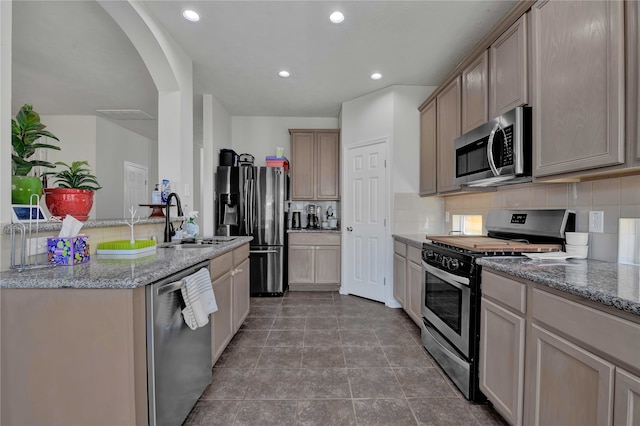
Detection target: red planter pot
<box><xmin>44</xmin><ymin>188</ymin><xmax>95</xmax><ymax>221</ymax></box>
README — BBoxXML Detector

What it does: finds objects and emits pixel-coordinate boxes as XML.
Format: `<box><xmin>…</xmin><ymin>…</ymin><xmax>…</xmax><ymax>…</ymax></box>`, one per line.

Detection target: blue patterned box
<box><xmin>47</xmin><ymin>235</ymin><xmax>90</xmax><ymax>266</ymax></box>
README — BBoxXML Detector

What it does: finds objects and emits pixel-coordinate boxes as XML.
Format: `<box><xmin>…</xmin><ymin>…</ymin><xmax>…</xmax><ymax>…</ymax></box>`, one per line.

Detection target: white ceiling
<box><xmin>11</xmin><ymin>0</ymin><xmax>518</xmax><ymax>142</ymax></box>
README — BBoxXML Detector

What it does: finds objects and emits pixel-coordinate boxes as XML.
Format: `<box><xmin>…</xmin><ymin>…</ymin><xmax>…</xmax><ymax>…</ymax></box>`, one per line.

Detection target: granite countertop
<box><xmin>392</xmin><ymin>234</ymin><xmax>428</xmax><ymax>248</ymax></box>
<box><xmin>288</xmin><ymin>229</ymin><xmax>341</xmax><ymax>234</ymax></box>
<box><xmin>477</xmin><ymin>257</ymin><xmax>640</xmax><ymax>316</ymax></box>
<box><xmin>2</xmin><ymin>217</ymin><xmax>168</xmax><ymax>234</ymax></box>
<box><xmin>0</xmin><ymin>236</ymin><xmax>253</xmax><ymax>290</ymax></box>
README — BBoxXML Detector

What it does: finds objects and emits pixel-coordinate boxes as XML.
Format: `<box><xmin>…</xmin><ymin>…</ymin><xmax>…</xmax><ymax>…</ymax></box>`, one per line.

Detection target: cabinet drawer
<box><xmin>289</xmin><ymin>233</ymin><xmax>340</xmax><ymax>246</ymax></box>
<box><xmin>532</xmin><ymin>288</ymin><xmax>640</xmax><ymax>368</ymax></box>
<box><xmin>210</xmin><ymin>252</ymin><xmax>233</xmax><ymax>281</ymax></box>
<box><xmin>407</xmin><ymin>245</ymin><xmax>422</xmax><ymax>264</ymax></box>
<box><xmin>394</xmin><ymin>240</ymin><xmax>407</xmax><ymax>257</ymax></box>
<box><xmin>482</xmin><ymin>271</ymin><xmax>526</xmax><ymax>314</ymax></box>
<box><xmin>233</xmin><ymin>243</ymin><xmax>250</xmax><ymax>266</ymax></box>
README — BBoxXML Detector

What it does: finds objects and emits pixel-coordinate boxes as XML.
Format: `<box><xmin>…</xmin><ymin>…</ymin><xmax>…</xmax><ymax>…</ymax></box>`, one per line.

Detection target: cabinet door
<box><xmin>288</xmin><ymin>245</ymin><xmax>315</xmax><ymax>283</ymax></box>
<box><xmin>316</xmin><ymin>131</ymin><xmax>340</xmax><ymax>200</ymax></box>
<box><xmin>614</xmin><ymin>368</ymin><xmax>640</xmax><ymax>426</ymax></box>
<box><xmin>407</xmin><ymin>260</ymin><xmax>422</xmax><ymax>326</ymax></box>
<box><xmin>393</xmin><ymin>253</ymin><xmax>407</xmax><ymax>307</ymax></box>
<box><xmin>461</xmin><ymin>50</ymin><xmax>489</xmax><ymax>133</ymax></box>
<box><xmin>419</xmin><ymin>100</ymin><xmax>437</xmax><ymax>196</ymax></box>
<box><xmin>437</xmin><ymin>76</ymin><xmax>462</xmax><ymax>193</ymax></box>
<box><xmin>527</xmin><ymin>324</ymin><xmax>614</xmax><ymax>426</ymax></box>
<box><xmin>211</xmin><ymin>271</ymin><xmax>234</xmax><ymax>365</ymax></box>
<box><xmin>531</xmin><ymin>0</ymin><xmax>625</xmax><ymax>177</ymax></box>
<box><xmin>489</xmin><ymin>14</ymin><xmax>528</xmax><ymax>119</ymax></box>
<box><xmin>480</xmin><ymin>298</ymin><xmax>525</xmax><ymax>426</ymax></box>
<box><xmin>314</xmin><ymin>245</ymin><xmax>341</xmax><ymax>283</ymax></box>
<box><xmin>291</xmin><ymin>132</ymin><xmax>316</xmax><ymax>200</ymax></box>
<box><xmin>232</xmin><ymin>258</ymin><xmax>250</xmax><ymax>332</ymax></box>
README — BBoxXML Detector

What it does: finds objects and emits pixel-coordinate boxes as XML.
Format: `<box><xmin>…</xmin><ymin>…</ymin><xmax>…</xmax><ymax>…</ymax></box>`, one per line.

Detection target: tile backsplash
<box><xmin>443</xmin><ymin>175</ymin><xmax>640</xmax><ymax>262</ymax></box>
<box><xmin>288</xmin><ymin>201</ymin><xmax>341</xmax><ymax>229</ymax></box>
<box><xmin>394</xmin><ymin>193</ymin><xmax>445</xmax><ymax>235</ymax></box>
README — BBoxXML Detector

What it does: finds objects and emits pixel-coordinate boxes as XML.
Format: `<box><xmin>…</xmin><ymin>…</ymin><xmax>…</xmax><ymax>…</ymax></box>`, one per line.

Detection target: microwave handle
<box><xmin>487</xmin><ymin>123</ymin><xmax>501</xmax><ymax>177</ymax></box>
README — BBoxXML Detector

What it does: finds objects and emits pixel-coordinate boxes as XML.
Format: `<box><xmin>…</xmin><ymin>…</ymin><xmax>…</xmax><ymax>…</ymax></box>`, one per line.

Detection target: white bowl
<box><xmin>565</xmin><ymin>232</ymin><xmax>589</xmax><ymax>246</ymax></box>
<box><xmin>565</xmin><ymin>244</ymin><xmax>588</xmax><ymax>259</ymax></box>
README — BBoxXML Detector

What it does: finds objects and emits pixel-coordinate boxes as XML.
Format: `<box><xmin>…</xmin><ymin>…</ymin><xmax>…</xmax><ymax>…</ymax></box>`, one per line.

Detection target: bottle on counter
<box><xmin>151</xmin><ymin>184</ymin><xmax>161</xmax><ymax>204</ymax></box>
<box><xmin>184</xmin><ymin>211</ymin><xmax>199</xmax><ymax>238</ymax></box>
<box><xmin>161</xmin><ymin>179</ymin><xmax>171</xmax><ymax>203</ymax></box>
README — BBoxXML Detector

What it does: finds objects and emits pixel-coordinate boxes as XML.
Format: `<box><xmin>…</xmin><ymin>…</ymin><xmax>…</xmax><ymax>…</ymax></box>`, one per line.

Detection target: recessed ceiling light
<box><xmin>329</xmin><ymin>11</ymin><xmax>345</xmax><ymax>24</ymax></box>
<box><xmin>182</xmin><ymin>9</ymin><xmax>200</xmax><ymax>22</ymax></box>
<box><xmin>279</xmin><ymin>70</ymin><xmax>290</xmax><ymax>78</ymax></box>
<box><xmin>371</xmin><ymin>73</ymin><xmax>382</xmax><ymax>80</ymax></box>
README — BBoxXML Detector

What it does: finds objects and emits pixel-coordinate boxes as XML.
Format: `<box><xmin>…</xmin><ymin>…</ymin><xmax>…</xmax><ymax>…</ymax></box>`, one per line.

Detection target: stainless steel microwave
<box><xmin>454</xmin><ymin>106</ymin><xmax>532</xmax><ymax>187</ymax></box>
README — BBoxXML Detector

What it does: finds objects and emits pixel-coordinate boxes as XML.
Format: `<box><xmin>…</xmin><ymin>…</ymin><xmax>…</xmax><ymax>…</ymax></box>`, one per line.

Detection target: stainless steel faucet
<box><xmin>164</xmin><ymin>192</ymin><xmax>184</xmax><ymax>242</ymax></box>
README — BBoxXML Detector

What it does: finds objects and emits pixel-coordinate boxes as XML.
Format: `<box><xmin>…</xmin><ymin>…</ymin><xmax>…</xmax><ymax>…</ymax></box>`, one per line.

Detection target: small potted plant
<box><xmin>44</xmin><ymin>161</ymin><xmax>102</xmax><ymax>221</ymax></box>
<box><xmin>11</xmin><ymin>104</ymin><xmax>61</xmax><ymax>204</ymax></box>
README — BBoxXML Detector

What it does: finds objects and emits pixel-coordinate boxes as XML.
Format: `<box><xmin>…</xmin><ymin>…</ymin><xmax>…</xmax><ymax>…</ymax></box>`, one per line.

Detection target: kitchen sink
<box><xmin>159</xmin><ymin>237</ymin><xmax>239</xmax><ymax>248</ymax></box>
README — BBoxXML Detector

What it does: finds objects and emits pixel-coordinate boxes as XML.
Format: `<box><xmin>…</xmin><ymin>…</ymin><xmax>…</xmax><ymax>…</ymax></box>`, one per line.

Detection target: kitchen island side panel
<box><xmin>1</xmin><ymin>287</ymin><xmax>147</xmax><ymax>426</ymax></box>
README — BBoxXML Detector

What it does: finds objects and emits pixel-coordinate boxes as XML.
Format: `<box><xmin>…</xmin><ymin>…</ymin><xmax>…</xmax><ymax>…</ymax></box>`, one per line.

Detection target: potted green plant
<box><xmin>43</xmin><ymin>161</ymin><xmax>102</xmax><ymax>221</ymax></box>
<box><xmin>11</xmin><ymin>104</ymin><xmax>61</xmax><ymax>204</ymax></box>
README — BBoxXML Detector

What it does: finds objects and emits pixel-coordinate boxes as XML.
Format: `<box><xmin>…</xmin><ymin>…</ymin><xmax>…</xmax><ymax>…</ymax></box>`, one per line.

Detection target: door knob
<box><xmin>347</xmin><ymin>227</ymin><xmax>353</xmax><ymax>232</ymax></box>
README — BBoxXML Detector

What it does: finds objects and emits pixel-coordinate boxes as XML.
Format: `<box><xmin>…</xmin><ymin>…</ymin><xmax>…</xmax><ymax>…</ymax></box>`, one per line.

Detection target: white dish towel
<box><xmin>180</xmin><ymin>268</ymin><xmax>218</xmax><ymax>330</ymax></box>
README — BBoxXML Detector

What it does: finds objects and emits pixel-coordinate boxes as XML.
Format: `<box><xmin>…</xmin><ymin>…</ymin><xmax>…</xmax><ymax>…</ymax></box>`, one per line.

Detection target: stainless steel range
<box><xmin>421</xmin><ymin>209</ymin><xmax>575</xmax><ymax>402</ymax></box>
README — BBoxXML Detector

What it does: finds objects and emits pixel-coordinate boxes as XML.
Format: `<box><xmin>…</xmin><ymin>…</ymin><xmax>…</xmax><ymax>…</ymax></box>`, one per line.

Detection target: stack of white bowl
<box><xmin>565</xmin><ymin>232</ymin><xmax>589</xmax><ymax>259</ymax></box>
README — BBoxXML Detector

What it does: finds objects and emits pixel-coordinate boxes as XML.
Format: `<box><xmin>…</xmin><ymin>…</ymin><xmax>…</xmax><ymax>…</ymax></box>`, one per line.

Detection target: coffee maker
<box><xmin>306</xmin><ymin>204</ymin><xmax>320</xmax><ymax>229</ymax></box>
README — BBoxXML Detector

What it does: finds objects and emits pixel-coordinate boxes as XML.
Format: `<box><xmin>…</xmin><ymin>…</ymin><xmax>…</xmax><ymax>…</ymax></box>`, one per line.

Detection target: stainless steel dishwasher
<box><xmin>146</xmin><ymin>260</ymin><xmax>212</xmax><ymax>426</ymax></box>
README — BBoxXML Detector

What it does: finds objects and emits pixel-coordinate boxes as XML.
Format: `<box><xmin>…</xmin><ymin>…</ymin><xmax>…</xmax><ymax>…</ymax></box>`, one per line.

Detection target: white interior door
<box><xmin>343</xmin><ymin>140</ymin><xmax>388</xmax><ymax>303</ymax></box>
<box><xmin>124</xmin><ymin>161</ymin><xmax>148</xmax><ymax>216</ymax></box>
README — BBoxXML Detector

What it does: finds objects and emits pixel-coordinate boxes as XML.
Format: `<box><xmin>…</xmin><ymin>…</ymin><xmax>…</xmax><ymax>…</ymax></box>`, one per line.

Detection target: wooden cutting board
<box><xmin>427</xmin><ymin>235</ymin><xmax>562</xmax><ymax>252</ymax></box>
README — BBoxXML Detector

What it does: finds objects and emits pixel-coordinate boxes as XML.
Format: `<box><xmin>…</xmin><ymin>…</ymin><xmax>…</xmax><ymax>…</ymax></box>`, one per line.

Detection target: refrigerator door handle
<box><xmin>250</xmin><ymin>179</ymin><xmax>256</xmax><ymax>232</ymax></box>
<box><xmin>243</xmin><ymin>179</ymin><xmax>250</xmax><ymax>234</ymax></box>
<box><xmin>249</xmin><ymin>249</ymin><xmax>279</xmax><ymax>254</ymax></box>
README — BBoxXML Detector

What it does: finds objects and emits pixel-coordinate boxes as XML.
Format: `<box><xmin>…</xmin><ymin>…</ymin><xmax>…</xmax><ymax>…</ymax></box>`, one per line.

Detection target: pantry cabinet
<box><xmin>419</xmin><ymin>100</ymin><xmax>437</xmax><ymax>196</ymax></box>
<box><xmin>436</xmin><ymin>76</ymin><xmax>462</xmax><ymax>194</ymax></box>
<box><xmin>489</xmin><ymin>14</ymin><xmax>528</xmax><ymax>119</ymax></box>
<box><xmin>531</xmin><ymin>0</ymin><xmax>625</xmax><ymax>178</ymax></box>
<box><xmin>461</xmin><ymin>50</ymin><xmax>488</xmax><ymax>133</ymax></box>
<box><xmin>288</xmin><ymin>233</ymin><xmax>341</xmax><ymax>291</ymax></box>
<box><xmin>290</xmin><ymin>129</ymin><xmax>340</xmax><ymax>200</ymax></box>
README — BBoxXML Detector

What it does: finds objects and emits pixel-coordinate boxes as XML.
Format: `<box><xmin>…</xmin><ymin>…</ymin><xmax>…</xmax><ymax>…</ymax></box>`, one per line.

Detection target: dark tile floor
<box><xmin>183</xmin><ymin>291</ymin><xmax>507</xmax><ymax>426</ymax></box>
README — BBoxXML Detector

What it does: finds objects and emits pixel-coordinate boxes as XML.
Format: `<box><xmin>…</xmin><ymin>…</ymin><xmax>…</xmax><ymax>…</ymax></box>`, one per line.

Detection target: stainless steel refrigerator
<box><xmin>215</xmin><ymin>166</ymin><xmax>288</xmax><ymax>295</ymax></box>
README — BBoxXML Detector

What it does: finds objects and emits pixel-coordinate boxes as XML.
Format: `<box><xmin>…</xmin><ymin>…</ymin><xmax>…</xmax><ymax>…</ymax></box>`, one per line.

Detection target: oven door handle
<box><xmin>424</xmin><ymin>262</ymin><xmax>470</xmax><ymax>286</ymax></box>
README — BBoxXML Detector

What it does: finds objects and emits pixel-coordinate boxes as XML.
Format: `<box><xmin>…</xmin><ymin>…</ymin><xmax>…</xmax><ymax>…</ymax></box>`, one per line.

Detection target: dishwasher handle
<box><xmin>157</xmin><ymin>279</ymin><xmax>185</xmax><ymax>296</ymax></box>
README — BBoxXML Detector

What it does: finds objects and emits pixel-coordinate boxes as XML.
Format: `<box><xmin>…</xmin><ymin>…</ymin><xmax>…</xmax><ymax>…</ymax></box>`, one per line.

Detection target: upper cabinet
<box><xmin>437</xmin><ymin>77</ymin><xmax>462</xmax><ymax>194</ymax></box>
<box><xmin>462</xmin><ymin>51</ymin><xmax>489</xmax><ymax>133</ymax></box>
<box><xmin>290</xmin><ymin>129</ymin><xmax>340</xmax><ymax>200</ymax></box>
<box><xmin>489</xmin><ymin>14</ymin><xmax>528</xmax><ymax>119</ymax></box>
<box><xmin>419</xmin><ymin>100</ymin><xmax>437</xmax><ymax>196</ymax></box>
<box><xmin>531</xmin><ymin>0</ymin><xmax>625</xmax><ymax>178</ymax></box>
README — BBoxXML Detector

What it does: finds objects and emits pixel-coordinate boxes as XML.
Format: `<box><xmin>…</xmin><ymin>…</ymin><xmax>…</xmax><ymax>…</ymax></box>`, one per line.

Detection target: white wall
<box><xmin>96</xmin><ymin>116</ymin><xmax>157</xmax><ymax>219</ymax></box>
<box><xmin>341</xmin><ymin>87</ymin><xmax>394</xmax><ymax>149</ymax></box>
<box><xmin>231</xmin><ymin>116</ymin><xmax>338</xmax><ymax>166</ymax></box>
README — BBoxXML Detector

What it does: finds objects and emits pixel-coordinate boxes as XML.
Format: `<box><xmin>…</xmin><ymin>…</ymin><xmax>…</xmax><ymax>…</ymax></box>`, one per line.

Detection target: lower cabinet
<box><xmin>480</xmin><ymin>269</ymin><xmax>640</xmax><ymax>426</ymax></box>
<box><xmin>480</xmin><ymin>298</ymin><xmax>525</xmax><ymax>426</ymax></box>
<box><xmin>289</xmin><ymin>233</ymin><xmax>341</xmax><ymax>291</ymax></box>
<box><xmin>614</xmin><ymin>368</ymin><xmax>640</xmax><ymax>426</ymax></box>
<box><xmin>210</xmin><ymin>243</ymin><xmax>250</xmax><ymax>365</ymax></box>
<box><xmin>528</xmin><ymin>324</ymin><xmax>614</xmax><ymax>426</ymax></box>
<box><xmin>392</xmin><ymin>238</ymin><xmax>422</xmax><ymax>326</ymax></box>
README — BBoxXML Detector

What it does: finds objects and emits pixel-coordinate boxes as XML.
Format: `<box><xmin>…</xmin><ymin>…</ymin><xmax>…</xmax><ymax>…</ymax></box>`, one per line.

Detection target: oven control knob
<box><xmin>448</xmin><ymin>259</ymin><xmax>459</xmax><ymax>271</ymax></box>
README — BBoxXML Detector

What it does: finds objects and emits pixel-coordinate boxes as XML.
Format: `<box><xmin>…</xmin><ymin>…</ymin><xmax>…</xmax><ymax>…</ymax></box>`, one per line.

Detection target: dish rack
<box><xmin>9</xmin><ymin>195</ymin><xmax>54</xmax><ymax>271</ymax></box>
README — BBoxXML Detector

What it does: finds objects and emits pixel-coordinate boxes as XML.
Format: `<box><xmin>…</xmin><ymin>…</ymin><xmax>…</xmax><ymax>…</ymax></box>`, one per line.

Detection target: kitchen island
<box><xmin>0</xmin><ymin>237</ymin><xmax>252</xmax><ymax>426</ymax></box>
